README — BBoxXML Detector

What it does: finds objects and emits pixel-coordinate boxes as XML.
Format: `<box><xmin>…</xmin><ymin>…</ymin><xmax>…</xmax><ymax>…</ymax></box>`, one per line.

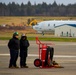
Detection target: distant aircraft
<box><xmin>33</xmin><ymin>20</ymin><xmax>76</xmax><ymax>35</ymax></box>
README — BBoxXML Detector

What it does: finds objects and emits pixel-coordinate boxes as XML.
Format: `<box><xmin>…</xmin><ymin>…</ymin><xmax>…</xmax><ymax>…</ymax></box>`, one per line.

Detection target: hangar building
<box><xmin>55</xmin><ymin>24</ymin><xmax>76</xmax><ymax>37</ymax></box>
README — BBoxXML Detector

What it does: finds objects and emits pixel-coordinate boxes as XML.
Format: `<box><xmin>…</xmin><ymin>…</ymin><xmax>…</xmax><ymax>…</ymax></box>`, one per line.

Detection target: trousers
<box><xmin>9</xmin><ymin>49</ymin><xmax>19</xmax><ymax>67</ymax></box>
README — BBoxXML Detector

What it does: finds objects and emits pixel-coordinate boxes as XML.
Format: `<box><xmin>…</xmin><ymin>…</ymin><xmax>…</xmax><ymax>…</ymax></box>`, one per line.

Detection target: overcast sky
<box><xmin>0</xmin><ymin>0</ymin><xmax>76</xmax><ymax>5</ymax></box>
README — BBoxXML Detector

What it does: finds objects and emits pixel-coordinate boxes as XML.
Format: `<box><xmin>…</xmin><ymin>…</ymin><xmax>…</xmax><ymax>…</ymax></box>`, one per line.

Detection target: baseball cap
<box><xmin>13</xmin><ymin>32</ymin><xmax>19</xmax><ymax>36</ymax></box>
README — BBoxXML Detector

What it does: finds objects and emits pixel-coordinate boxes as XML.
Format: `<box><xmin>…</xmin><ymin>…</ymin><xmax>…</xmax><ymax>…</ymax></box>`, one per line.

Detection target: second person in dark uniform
<box><xmin>20</xmin><ymin>34</ymin><xmax>30</xmax><ymax>68</ymax></box>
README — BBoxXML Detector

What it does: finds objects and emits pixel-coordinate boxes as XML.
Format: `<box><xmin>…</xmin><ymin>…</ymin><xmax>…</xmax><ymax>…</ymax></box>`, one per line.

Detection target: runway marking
<box><xmin>0</xmin><ymin>54</ymin><xmax>76</xmax><ymax>58</ymax></box>
<box><xmin>0</xmin><ymin>43</ymin><xmax>76</xmax><ymax>46</ymax></box>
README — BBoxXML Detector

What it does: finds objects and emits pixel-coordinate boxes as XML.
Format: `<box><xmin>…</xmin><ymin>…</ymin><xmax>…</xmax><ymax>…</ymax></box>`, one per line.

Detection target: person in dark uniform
<box><xmin>8</xmin><ymin>32</ymin><xmax>20</xmax><ymax>68</ymax></box>
<box><xmin>20</xmin><ymin>34</ymin><xmax>30</xmax><ymax>68</ymax></box>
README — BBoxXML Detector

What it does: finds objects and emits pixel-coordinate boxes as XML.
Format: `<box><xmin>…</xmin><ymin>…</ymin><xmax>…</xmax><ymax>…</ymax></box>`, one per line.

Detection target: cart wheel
<box><xmin>34</xmin><ymin>59</ymin><xmax>42</xmax><ymax>67</ymax></box>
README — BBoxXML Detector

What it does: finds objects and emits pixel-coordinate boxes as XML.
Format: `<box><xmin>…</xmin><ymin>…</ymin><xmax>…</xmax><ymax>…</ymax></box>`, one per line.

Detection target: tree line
<box><xmin>0</xmin><ymin>1</ymin><xmax>76</xmax><ymax>16</ymax></box>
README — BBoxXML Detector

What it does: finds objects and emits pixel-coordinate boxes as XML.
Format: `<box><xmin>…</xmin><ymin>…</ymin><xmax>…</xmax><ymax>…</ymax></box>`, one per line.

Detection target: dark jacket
<box><xmin>20</xmin><ymin>37</ymin><xmax>29</xmax><ymax>50</ymax></box>
<box><xmin>8</xmin><ymin>37</ymin><xmax>20</xmax><ymax>50</ymax></box>
<box><xmin>20</xmin><ymin>36</ymin><xmax>30</xmax><ymax>57</ymax></box>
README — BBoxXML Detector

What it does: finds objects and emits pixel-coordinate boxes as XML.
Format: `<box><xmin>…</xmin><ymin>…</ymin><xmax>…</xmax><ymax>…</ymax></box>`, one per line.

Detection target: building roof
<box><xmin>55</xmin><ymin>24</ymin><xmax>76</xmax><ymax>28</ymax></box>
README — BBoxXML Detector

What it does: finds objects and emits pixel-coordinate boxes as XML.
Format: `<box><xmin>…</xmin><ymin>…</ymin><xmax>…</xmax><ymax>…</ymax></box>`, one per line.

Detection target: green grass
<box><xmin>0</xmin><ymin>36</ymin><xmax>75</xmax><ymax>42</ymax></box>
<box><xmin>28</xmin><ymin>37</ymin><xmax>76</xmax><ymax>42</ymax></box>
<box><xmin>0</xmin><ymin>31</ymin><xmax>76</xmax><ymax>42</ymax></box>
<box><xmin>0</xmin><ymin>37</ymin><xmax>11</xmax><ymax>40</ymax></box>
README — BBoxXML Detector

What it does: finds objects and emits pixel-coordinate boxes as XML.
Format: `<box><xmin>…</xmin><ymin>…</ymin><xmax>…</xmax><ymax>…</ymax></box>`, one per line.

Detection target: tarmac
<box><xmin>0</xmin><ymin>40</ymin><xmax>76</xmax><ymax>75</ymax></box>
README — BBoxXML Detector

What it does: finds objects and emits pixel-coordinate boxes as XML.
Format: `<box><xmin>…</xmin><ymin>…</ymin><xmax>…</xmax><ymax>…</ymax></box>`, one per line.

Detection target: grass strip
<box><xmin>0</xmin><ymin>37</ymin><xmax>76</xmax><ymax>42</ymax></box>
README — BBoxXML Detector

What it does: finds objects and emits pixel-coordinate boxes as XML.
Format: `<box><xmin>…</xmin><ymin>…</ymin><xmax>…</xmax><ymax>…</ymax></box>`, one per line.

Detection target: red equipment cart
<box><xmin>34</xmin><ymin>37</ymin><xmax>63</xmax><ymax>68</ymax></box>
<box><xmin>34</xmin><ymin>37</ymin><xmax>53</xmax><ymax>68</ymax></box>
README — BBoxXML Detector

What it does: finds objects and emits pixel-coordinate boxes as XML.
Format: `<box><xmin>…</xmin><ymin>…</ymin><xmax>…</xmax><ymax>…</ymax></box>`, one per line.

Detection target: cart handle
<box><xmin>36</xmin><ymin>37</ymin><xmax>42</xmax><ymax>45</ymax></box>
<box><xmin>36</xmin><ymin>37</ymin><xmax>55</xmax><ymax>45</ymax></box>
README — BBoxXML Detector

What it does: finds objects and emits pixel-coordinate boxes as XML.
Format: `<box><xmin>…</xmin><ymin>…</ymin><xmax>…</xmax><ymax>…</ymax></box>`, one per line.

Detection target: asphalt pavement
<box><xmin>0</xmin><ymin>40</ymin><xmax>76</xmax><ymax>75</ymax></box>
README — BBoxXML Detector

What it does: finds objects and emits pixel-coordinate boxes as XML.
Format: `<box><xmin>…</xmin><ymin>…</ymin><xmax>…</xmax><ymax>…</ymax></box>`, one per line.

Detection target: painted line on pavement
<box><xmin>0</xmin><ymin>54</ymin><xmax>76</xmax><ymax>58</ymax></box>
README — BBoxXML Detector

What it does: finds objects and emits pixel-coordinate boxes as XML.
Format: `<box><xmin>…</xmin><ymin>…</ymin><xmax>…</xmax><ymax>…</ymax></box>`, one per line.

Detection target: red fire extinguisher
<box><xmin>41</xmin><ymin>44</ymin><xmax>47</xmax><ymax>66</ymax></box>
